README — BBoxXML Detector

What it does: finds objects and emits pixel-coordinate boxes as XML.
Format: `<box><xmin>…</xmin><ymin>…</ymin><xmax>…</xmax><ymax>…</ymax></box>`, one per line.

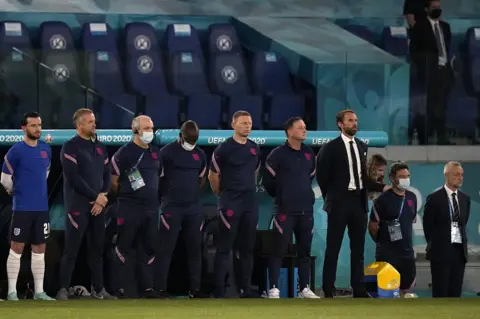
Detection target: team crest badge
<box><xmin>13</xmin><ymin>228</ymin><xmax>20</xmax><ymax>236</ymax></box>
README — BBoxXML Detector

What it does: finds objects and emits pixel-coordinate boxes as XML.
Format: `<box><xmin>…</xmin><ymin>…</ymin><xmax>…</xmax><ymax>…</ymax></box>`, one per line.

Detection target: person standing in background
<box><xmin>366</xmin><ymin>154</ymin><xmax>388</xmax><ymax>200</ymax></box>
<box><xmin>404</xmin><ymin>0</ymin><xmax>427</xmax><ymax>30</ymax></box>
<box><xmin>316</xmin><ymin>109</ymin><xmax>389</xmax><ymax>298</ymax></box>
<box><xmin>409</xmin><ymin>0</ymin><xmax>453</xmax><ymax>145</ymax></box>
<box><xmin>423</xmin><ymin>161</ymin><xmax>470</xmax><ymax>298</ymax></box>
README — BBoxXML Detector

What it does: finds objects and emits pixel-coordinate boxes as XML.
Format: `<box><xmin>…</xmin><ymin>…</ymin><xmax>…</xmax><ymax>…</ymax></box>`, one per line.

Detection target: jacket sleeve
<box><xmin>60</xmin><ymin>141</ymin><xmax>99</xmax><ymax>201</ymax></box>
<box><xmin>101</xmin><ymin>145</ymin><xmax>111</xmax><ymax>193</ymax></box>
<box><xmin>316</xmin><ymin>143</ymin><xmax>332</xmax><ymax>200</ymax></box>
<box><xmin>263</xmin><ymin>148</ymin><xmax>280</xmax><ymax>198</ymax></box>
<box><xmin>422</xmin><ymin>193</ymin><xmax>435</xmax><ymax>244</ymax></box>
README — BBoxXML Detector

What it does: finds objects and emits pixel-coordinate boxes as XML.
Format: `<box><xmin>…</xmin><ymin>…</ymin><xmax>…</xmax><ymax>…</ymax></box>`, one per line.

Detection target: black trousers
<box><xmin>268</xmin><ymin>212</ymin><xmax>314</xmax><ymax>291</ymax></box>
<box><xmin>430</xmin><ymin>243</ymin><xmax>466</xmax><ymax>298</ymax></box>
<box><xmin>323</xmin><ymin>191</ymin><xmax>366</xmax><ymax>297</ymax></box>
<box><xmin>155</xmin><ymin>210</ymin><xmax>204</xmax><ymax>292</ymax></box>
<box><xmin>414</xmin><ymin>65</ymin><xmax>452</xmax><ymax>144</ymax></box>
<box><xmin>214</xmin><ymin>208</ymin><xmax>258</xmax><ymax>297</ymax></box>
<box><xmin>112</xmin><ymin>201</ymin><xmax>158</xmax><ymax>297</ymax></box>
<box><xmin>59</xmin><ymin>211</ymin><xmax>105</xmax><ymax>292</ymax></box>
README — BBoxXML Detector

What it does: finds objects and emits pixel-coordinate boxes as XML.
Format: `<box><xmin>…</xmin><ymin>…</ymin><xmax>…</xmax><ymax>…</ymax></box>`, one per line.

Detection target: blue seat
<box><xmin>446</xmin><ymin>77</ymin><xmax>477</xmax><ymax>135</ymax></box>
<box><xmin>252</xmin><ymin>51</ymin><xmax>304</xmax><ymax>129</ymax></box>
<box><xmin>0</xmin><ymin>21</ymin><xmax>31</xmax><ymax>56</ymax></box>
<box><xmin>208</xmin><ymin>24</ymin><xmax>241</xmax><ymax>54</ymax></box>
<box><xmin>127</xmin><ymin>52</ymin><xmax>179</xmax><ymax>128</ymax></box>
<box><xmin>165</xmin><ymin>24</ymin><xmax>202</xmax><ymax>57</ymax></box>
<box><xmin>40</xmin><ymin>21</ymin><xmax>74</xmax><ymax>51</ymax></box>
<box><xmin>125</xmin><ymin>22</ymin><xmax>159</xmax><ymax>55</ymax></box>
<box><xmin>465</xmin><ymin>27</ymin><xmax>480</xmax><ymax>94</ymax></box>
<box><xmin>344</xmin><ymin>25</ymin><xmax>374</xmax><ymax>43</ymax></box>
<box><xmin>210</xmin><ymin>53</ymin><xmax>263</xmax><ymax>129</ymax></box>
<box><xmin>39</xmin><ymin>52</ymin><xmax>85</xmax><ymax>128</ymax></box>
<box><xmin>170</xmin><ymin>52</ymin><xmax>221</xmax><ymax>128</ymax></box>
<box><xmin>87</xmin><ymin>51</ymin><xmax>136</xmax><ymax>128</ymax></box>
<box><xmin>82</xmin><ymin>22</ymin><xmax>117</xmax><ymax>53</ymax></box>
<box><xmin>381</xmin><ymin>26</ymin><xmax>408</xmax><ymax>58</ymax></box>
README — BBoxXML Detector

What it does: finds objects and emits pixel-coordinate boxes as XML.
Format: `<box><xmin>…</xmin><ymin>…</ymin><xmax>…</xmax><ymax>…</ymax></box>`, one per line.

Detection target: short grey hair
<box><xmin>131</xmin><ymin>115</ymin><xmax>151</xmax><ymax>131</ymax></box>
<box><xmin>444</xmin><ymin>161</ymin><xmax>462</xmax><ymax>175</ymax></box>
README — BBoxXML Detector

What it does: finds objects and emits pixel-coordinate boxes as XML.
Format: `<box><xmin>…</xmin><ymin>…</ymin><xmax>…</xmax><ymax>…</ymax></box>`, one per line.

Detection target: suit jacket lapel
<box><xmin>335</xmin><ymin>137</ymin><xmax>348</xmax><ymax>168</ymax></box>
<box><xmin>441</xmin><ymin>188</ymin><xmax>451</xmax><ymax>219</ymax></box>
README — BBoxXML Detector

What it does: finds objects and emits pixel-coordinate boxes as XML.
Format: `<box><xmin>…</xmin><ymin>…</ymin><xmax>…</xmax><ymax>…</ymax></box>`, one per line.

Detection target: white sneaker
<box><xmin>263</xmin><ymin>287</ymin><xmax>280</xmax><ymax>299</ymax></box>
<box><xmin>297</xmin><ymin>287</ymin><xmax>321</xmax><ymax>299</ymax></box>
<box><xmin>404</xmin><ymin>293</ymin><xmax>418</xmax><ymax>298</ymax></box>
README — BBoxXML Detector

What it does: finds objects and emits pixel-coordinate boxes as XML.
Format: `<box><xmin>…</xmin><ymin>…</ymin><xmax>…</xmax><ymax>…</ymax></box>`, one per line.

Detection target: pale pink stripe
<box><xmin>211</xmin><ymin>153</ymin><xmax>220</xmax><ymax>173</ymax></box>
<box><xmin>160</xmin><ymin>215</ymin><xmax>170</xmax><ymax>230</ymax></box>
<box><xmin>310</xmin><ymin>168</ymin><xmax>316</xmax><ymax>177</ymax></box>
<box><xmin>104</xmin><ymin>157</ymin><xmax>109</xmax><ymax>165</ymax></box>
<box><xmin>311</xmin><ymin>227</ymin><xmax>314</xmax><ymax>235</ymax></box>
<box><xmin>273</xmin><ymin>217</ymin><xmax>283</xmax><ymax>234</ymax></box>
<box><xmin>199</xmin><ymin>165</ymin><xmax>206</xmax><ymax>178</ymax></box>
<box><xmin>64</xmin><ymin>153</ymin><xmax>77</xmax><ymax>164</ymax></box>
<box><xmin>200</xmin><ymin>221</ymin><xmax>204</xmax><ymax>231</ymax></box>
<box><xmin>219</xmin><ymin>211</ymin><xmax>231</xmax><ymax>230</ymax></box>
<box><xmin>4</xmin><ymin>156</ymin><xmax>13</xmax><ymax>174</ymax></box>
<box><xmin>255</xmin><ymin>162</ymin><xmax>261</xmax><ymax>174</ymax></box>
<box><xmin>265</xmin><ymin>163</ymin><xmax>275</xmax><ymax>177</ymax></box>
<box><xmin>111</xmin><ymin>156</ymin><xmax>120</xmax><ymax>175</ymax></box>
<box><xmin>115</xmin><ymin>246</ymin><xmax>126</xmax><ymax>263</ymax></box>
<box><xmin>256</xmin><ymin>223</ymin><xmax>259</xmax><ymax>230</ymax></box>
<box><xmin>68</xmin><ymin>213</ymin><xmax>79</xmax><ymax>229</ymax></box>
<box><xmin>372</xmin><ymin>204</ymin><xmax>380</xmax><ymax>222</ymax></box>
<box><xmin>160</xmin><ymin>167</ymin><xmax>164</xmax><ymax>177</ymax></box>
<box><xmin>148</xmin><ymin>256</ymin><xmax>155</xmax><ymax>265</ymax></box>
<box><xmin>413</xmin><ymin>216</ymin><xmax>417</xmax><ymax>223</ymax></box>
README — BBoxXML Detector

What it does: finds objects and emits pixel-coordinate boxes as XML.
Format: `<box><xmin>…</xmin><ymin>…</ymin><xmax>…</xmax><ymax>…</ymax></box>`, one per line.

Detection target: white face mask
<box><xmin>140</xmin><ymin>131</ymin><xmax>154</xmax><ymax>144</ymax></box>
<box><xmin>182</xmin><ymin>141</ymin><xmax>196</xmax><ymax>151</ymax></box>
<box><xmin>398</xmin><ymin>178</ymin><xmax>410</xmax><ymax>190</ymax></box>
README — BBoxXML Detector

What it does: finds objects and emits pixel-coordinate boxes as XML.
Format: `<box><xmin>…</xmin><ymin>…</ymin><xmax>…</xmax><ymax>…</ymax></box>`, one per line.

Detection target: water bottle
<box><xmin>412</xmin><ymin>129</ymin><xmax>419</xmax><ymax>145</ymax></box>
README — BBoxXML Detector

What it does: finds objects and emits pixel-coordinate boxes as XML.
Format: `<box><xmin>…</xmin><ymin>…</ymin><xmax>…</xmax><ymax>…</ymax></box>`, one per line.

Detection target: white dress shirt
<box><xmin>341</xmin><ymin>133</ymin><xmax>363</xmax><ymax>190</ymax></box>
<box><xmin>428</xmin><ymin>17</ymin><xmax>447</xmax><ymax>66</ymax></box>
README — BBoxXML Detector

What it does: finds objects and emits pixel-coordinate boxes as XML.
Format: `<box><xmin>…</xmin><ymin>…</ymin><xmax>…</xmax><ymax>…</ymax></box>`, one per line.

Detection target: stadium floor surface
<box><xmin>1</xmin><ymin>299</ymin><xmax>480</xmax><ymax>318</ymax></box>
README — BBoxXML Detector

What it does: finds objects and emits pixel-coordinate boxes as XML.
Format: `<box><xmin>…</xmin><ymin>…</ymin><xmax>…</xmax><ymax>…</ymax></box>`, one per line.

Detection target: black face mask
<box><xmin>429</xmin><ymin>8</ymin><xmax>442</xmax><ymax>19</ymax></box>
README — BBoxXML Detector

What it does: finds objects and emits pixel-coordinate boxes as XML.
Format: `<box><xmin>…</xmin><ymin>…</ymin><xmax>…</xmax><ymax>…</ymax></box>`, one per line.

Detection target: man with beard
<box><xmin>367</xmin><ymin>154</ymin><xmax>387</xmax><ymax>200</ymax></box>
<box><xmin>208</xmin><ymin>110</ymin><xmax>261</xmax><ymax>298</ymax></box>
<box><xmin>263</xmin><ymin>117</ymin><xmax>320</xmax><ymax>299</ymax></box>
<box><xmin>155</xmin><ymin>120</ymin><xmax>209</xmax><ymax>298</ymax></box>
<box><xmin>56</xmin><ymin>108</ymin><xmax>116</xmax><ymax>300</ymax></box>
<box><xmin>1</xmin><ymin>112</ymin><xmax>55</xmax><ymax>301</ymax></box>
<box><xmin>316</xmin><ymin>109</ymin><xmax>389</xmax><ymax>298</ymax></box>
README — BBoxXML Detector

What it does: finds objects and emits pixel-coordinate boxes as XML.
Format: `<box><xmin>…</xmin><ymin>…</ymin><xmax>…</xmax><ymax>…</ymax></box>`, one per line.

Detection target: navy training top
<box><xmin>264</xmin><ymin>142</ymin><xmax>316</xmax><ymax>213</ymax></box>
<box><xmin>210</xmin><ymin>137</ymin><xmax>260</xmax><ymax>212</ymax></box>
<box><xmin>370</xmin><ymin>189</ymin><xmax>418</xmax><ymax>259</ymax></box>
<box><xmin>61</xmin><ymin>135</ymin><xmax>111</xmax><ymax>213</ymax></box>
<box><xmin>2</xmin><ymin>141</ymin><xmax>51</xmax><ymax>212</ymax></box>
<box><xmin>159</xmin><ymin>140</ymin><xmax>207</xmax><ymax>213</ymax></box>
<box><xmin>112</xmin><ymin>142</ymin><xmax>162</xmax><ymax>210</ymax></box>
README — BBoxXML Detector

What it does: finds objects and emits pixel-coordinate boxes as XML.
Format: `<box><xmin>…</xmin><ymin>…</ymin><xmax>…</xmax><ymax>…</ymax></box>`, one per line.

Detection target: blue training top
<box><xmin>2</xmin><ymin>140</ymin><xmax>51</xmax><ymax>212</ymax></box>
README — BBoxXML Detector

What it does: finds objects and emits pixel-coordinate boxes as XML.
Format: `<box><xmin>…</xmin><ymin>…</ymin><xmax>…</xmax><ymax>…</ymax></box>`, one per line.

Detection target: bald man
<box><xmin>423</xmin><ymin>161</ymin><xmax>470</xmax><ymax>298</ymax></box>
<box><xmin>110</xmin><ymin>116</ymin><xmax>163</xmax><ymax>298</ymax></box>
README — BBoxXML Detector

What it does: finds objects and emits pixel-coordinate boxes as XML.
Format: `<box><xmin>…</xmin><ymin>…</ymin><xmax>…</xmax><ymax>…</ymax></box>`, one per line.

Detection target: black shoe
<box><xmin>240</xmin><ymin>290</ymin><xmax>261</xmax><ymax>298</ymax></box>
<box><xmin>353</xmin><ymin>290</ymin><xmax>370</xmax><ymax>298</ymax></box>
<box><xmin>155</xmin><ymin>290</ymin><xmax>171</xmax><ymax>299</ymax></box>
<box><xmin>143</xmin><ymin>289</ymin><xmax>158</xmax><ymax>299</ymax></box>
<box><xmin>189</xmin><ymin>290</ymin><xmax>211</xmax><ymax>299</ymax></box>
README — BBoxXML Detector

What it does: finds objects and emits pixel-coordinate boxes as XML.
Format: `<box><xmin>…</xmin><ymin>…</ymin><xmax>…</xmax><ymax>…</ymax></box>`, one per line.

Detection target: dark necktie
<box><xmin>349</xmin><ymin>141</ymin><xmax>361</xmax><ymax>190</ymax></box>
<box><xmin>451</xmin><ymin>193</ymin><xmax>460</xmax><ymax>222</ymax></box>
<box><xmin>434</xmin><ymin>23</ymin><xmax>446</xmax><ymax>60</ymax></box>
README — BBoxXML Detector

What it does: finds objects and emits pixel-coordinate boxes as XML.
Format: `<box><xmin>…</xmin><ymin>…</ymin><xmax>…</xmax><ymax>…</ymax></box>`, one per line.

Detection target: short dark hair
<box><xmin>389</xmin><ymin>161</ymin><xmax>409</xmax><ymax>177</ymax></box>
<box><xmin>232</xmin><ymin>110</ymin><xmax>251</xmax><ymax>121</ymax></box>
<box><xmin>336</xmin><ymin>109</ymin><xmax>355</xmax><ymax>130</ymax></box>
<box><xmin>425</xmin><ymin>0</ymin><xmax>439</xmax><ymax>8</ymax></box>
<box><xmin>21</xmin><ymin>112</ymin><xmax>41</xmax><ymax>126</ymax></box>
<box><xmin>181</xmin><ymin>120</ymin><xmax>199</xmax><ymax>135</ymax></box>
<box><xmin>284</xmin><ymin>116</ymin><xmax>304</xmax><ymax>136</ymax></box>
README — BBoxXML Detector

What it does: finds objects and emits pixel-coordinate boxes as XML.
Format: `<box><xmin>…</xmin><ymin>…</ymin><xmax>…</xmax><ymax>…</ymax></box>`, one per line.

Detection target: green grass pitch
<box><xmin>1</xmin><ymin>299</ymin><xmax>480</xmax><ymax>319</ymax></box>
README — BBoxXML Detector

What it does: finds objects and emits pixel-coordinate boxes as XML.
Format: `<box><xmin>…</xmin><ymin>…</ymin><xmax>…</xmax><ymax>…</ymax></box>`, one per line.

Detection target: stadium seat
<box><xmin>40</xmin><ymin>21</ymin><xmax>75</xmax><ymax>51</ymax></box>
<box><xmin>381</xmin><ymin>26</ymin><xmax>408</xmax><ymax>58</ymax></box>
<box><xmin>446</xmin><ymin>76</ymin><xmax>477</xmax><ymax>135</ymax></box>
<box><xmin>127</xmin><ymin>52</ymin><xmax>180</xmax><ymax>128</ymax></box>
<box><xmin>39</xmin><ymin>52</ymin><xmax>86</xmax><ymax>128</ymax></box>
<box><xmin>0</xmin><ymin>21</ymin><xmax>37</xmax><ymax>128</ymax></box>
<box><xmin>210</xmin><ymin>53</ymin><xmax>263</xmax><ymax>129</ymax></box>
<box><xmin>170</xmin><ymin>52</ymin><xmax>221</xmax><ymax>128</ymax></box>
<box><xmin>465</xmin><ymin>27</ymin><xmax>480</xmax><ymax>94</ymax></box>
<box><xmin>82</xmin><ymin>22</ymin><xmax>117</xmax><ymax>53</ymax></box>
<box><xmin>252</xmin><ymin>52</ymin><xmax>304</xmax><ymax>129</ymax></box>
<box><xmin>125</xmin><ymin>22</ymin><xmax>160</xmax><ymax>55</ymax></box>
<box><xmin>344</xmin><ymin>25</ymin><xmax>374</xmax><ymax>43</ymax></box>
<box><xmin>208</xmin><ymin>24</ymin><xmax>241</xmax><ymax>54</ymax></box>
<box><xmin>86</xmin><ymin>51</ymin><xmax>136</xmax><ymax>129</ymax></box>
<box><xmin>165</xmin><ymin>24</ymin><xmax>202</xmax><ymax>57</ymax></box>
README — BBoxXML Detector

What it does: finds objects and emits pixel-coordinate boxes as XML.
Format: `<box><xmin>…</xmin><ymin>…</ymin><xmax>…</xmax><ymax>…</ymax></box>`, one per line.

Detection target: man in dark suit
<box><xmin>403</xmin><ymin>0</ymin><xmax>427</xmax><ymax>29</ymax></box>
<box><xmin>409</xmin><ymin>0</ymin><xmax>453</xmax><ymax>145</ymax></box>
<box><xmin>316</xmin><ymin>109</ymin><xmax>389</xmax><ymax>298</ymax></box>
<box><xmin>423</xmin><ymin>161</ymin><xmax>470</xmax><ymax>298</ymax></box>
